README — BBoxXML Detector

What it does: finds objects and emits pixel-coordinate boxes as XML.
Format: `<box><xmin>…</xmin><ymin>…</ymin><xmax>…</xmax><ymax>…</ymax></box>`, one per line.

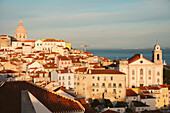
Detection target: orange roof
<box><xmin>0</xmin><ymin>81</ymin><xmax>84</xmax><ymax>113</ymax></box>
<box><xmin>58</xmin><ymin>39</ymin><xmax>65</xmax><ymax>42</ymax></box>
<box><xmin>126</xmin><ymin>89</ymin><xmax>138</xmax><ymax>96</ymax></box>
<box><xmin>0</xmin><ymin>69</ymin><xmax>18</xmax><ymax>73</ymax></box>
<box><xmin>138</xmin><ymin>87</ymin><xmax>147</xmax><ymax>90</ymax></box>
<box><xmin>159</xmin><ymin>84</ymin><xmax>168</xmax><ymax>88</ymax></box>
<box><xmin>75</xmin><ymin>67</ymin><xmax>88</xmax><ymax>72</ymax></box>
<box><xmin>58</xmin><ymin>56</ymin><xmax>70</xmax><ymax>60</ymax></box>
<box><xmin>87</xmin><ymin>69</ymin><xmax>125</xmax><ymax>75</ymax></box>
<box><xmin>15</xmin><ymin>47</ymin><xmax>22</xmax><ymax>49</ymax></box>
<box><xmin>43</xmin><ymin>38</ymin><xmax>58</xmax><ymax>42</ymax></box>
<box><xmin>146</xmin><ymin>86</ymin><xmax>160</xmax><ymax>90</ymax></box>
<box><xmin>128</xmin><ymin>54</ymin><xmax>153</xmax><ymax>64</ymax></box>
<box><xmin>23</xmin><ymin>40</ymin><xmax>36</xmax><ymax>42</ymax></box>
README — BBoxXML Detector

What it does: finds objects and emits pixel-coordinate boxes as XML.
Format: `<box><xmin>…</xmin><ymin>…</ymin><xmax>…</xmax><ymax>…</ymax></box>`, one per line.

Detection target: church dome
<box><xmin>15</xmin><ymin>19</ymin><xmax>27</xmax><ymax>34</ymax></box>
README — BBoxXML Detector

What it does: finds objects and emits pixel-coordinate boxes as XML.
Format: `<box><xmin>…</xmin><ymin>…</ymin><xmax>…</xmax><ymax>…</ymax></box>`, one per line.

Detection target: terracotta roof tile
<box><xmin>0</xmin><ymin>81</ymin><xmax>84</xmax><ymax>113</ymax></box>
<box><xmin>75</xmin><ymin>67</ymin><xmax>88</xmax><ymax>72</ymax></box>
<box><xmin>126</xmin><ymin>89</ymin><xmax>138</xmax><ymax>96</ymax></box>
<box><xmin>128</xmin><ymin>54</ymin><xmax>153</xmax><ymax>64</ymax></box>
<box><xmin>58</xmin><ymin>56</ymin><xmax>70</xmax><ymax>60</ymax></box>
<box><xmin>146</xmin><ymin>86</ymin><xmax>160</xmax><ymax>90</ymax></box>
<box><xmin>87</xmin><ymin>69</ymin><xmax>125</xmax><ymax>75</ymax></box>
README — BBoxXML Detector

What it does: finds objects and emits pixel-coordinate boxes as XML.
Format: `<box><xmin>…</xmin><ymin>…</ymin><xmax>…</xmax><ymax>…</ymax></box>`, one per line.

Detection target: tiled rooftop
<box><xmin>0</xmin><ymin>81</ymin><xmax>84</xmax><ymax>113</ymax></box>
<box><xmin>126</xmin><ymin>89</ymin><xmax>138</xmax><ymax>97</ymax></box>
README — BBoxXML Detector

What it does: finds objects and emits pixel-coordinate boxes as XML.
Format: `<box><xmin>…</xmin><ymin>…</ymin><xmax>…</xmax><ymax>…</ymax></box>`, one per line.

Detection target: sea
<box><xmin>88</xmin><ymin>49</ymin><xmax>170</xmax><ymax>65</ymax></box>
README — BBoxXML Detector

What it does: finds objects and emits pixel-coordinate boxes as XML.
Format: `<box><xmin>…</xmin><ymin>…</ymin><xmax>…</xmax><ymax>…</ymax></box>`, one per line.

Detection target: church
<box><xmin>15</xmin><ymin>19</ymin><xmax>27</xmax><ymax>41</ymax></box>
<box><xmin>118</xmin><ymin>43</ymin><xmax>163</xmax><ymax>88</ymax></box>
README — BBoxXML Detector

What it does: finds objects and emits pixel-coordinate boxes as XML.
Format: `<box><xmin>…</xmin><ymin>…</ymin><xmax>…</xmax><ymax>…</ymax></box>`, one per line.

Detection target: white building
<box><xmin>51</xmin><ymin>68</ymin><xmax>74</xmax><ymax>89</ymax></box>
<box><xmin>118</xmin><ymin>43</ymin><xmax>163</xmax><ymax>88</ymax></box>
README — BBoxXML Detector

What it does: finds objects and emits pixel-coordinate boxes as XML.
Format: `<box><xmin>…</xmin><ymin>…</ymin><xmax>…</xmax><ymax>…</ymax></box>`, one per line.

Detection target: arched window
<box><xmin>140</xmin><ymin>69</ymin><xmax>143</xmax><ymax>75</ymax></box>
<box><xmin>157</xmin><ymin>54</ymin><xmax>160</xmax><ymax>60</ymax></box>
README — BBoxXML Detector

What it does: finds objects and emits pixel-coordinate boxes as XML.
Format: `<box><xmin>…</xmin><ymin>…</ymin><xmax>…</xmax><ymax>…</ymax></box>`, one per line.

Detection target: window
<box><xmin>23</xmin><ymin>36</ymin><xmax>25</xmax><ymax>38</ymax></box>
<box><xmin>119</xmin><ymin>90</ymin><xmax>121</xmax><ymax>93</ymax></box>
<box><xmin>62</xmin><ymin>76</ymin><xmax>65</xmax><ymax>80</ymax></box>
<box><xmin>68</xmin><ymin>81</ymin><xmax>71</xmax><ymax>85</ymax></box>
<box><xmin>140</xmin><ymin>77</ymin><xmax>143</xmax><ymax>80</ymax></box>
<box><xmin>96</xmin><ymin>83</ymin><xmax>99</xmax><ymax>87</ymax></box>
<box><xmin>113</xmin><ymin>83</ymin><xmax>116</xmax><ymax>87</ymax></box>
<box><xmin>140</xmin><ymin>69</ymin><xmax>143</xmax><ymax>75</ymax></box>
<box><xmin>65</xmin><ymin>62</ymin><xmax>67</xmax><ymax>64</ymax></box>
<box><xmin>104</xmin><ymin>77</ymin><xmax>106</xmax><ymax>81</ymax></box>
<box><xmin>97</xmin><ymin>77</ymin><xmax>100</xmax><ymax>80</ymax></box>
<box><xmin>132</xmin><ymin>70</ymin><xmax>135</xmax><ymax>75</ymax></box>
<box><xmin>119</xmin><ymin>83</ymin><xmax>122</xmax><ymax>87</ymax></box>
<box><xmin>149</xmin><ymin>77</ymin><xmax>151</xmax><ymax>80</ymax></box>
<box><xmin>108</xmin><ymin>83</ymin><xmax>111</xmax><ymax>87</ymax></box>
<box><xmin>102</xmin><ymin>83</ymin><xmax>105</xmax><ymax>87</ymax></box>
<box><xmin>92</xmin><ymin>83</ymin><xmax>95</xmax><ymax>86</ymax></box>
<box><xmin>149</xmin><ymin>70</ymin><xmax>151</xmax><ymax>75</ymax></box>
<box><xmin>111</xmin><ymin>77</ymin><xmax>113</xmax><ymax>80</ymax></box>
<box><xmin>68</xmin><ymin>76</ymin><xmax>71</xmax><ymax>80</ymax></box>
<box><xmin>92</xmin><ymin>76</ymin><xmax>95</xmax><ymax>79</ymax></box>
<box><xmin>132</xmin><ymin>77</ymin><xmax>135</xmax><ymax>80</ymax></box>
<box><xmin>59</xmin><ymin>76</ymin><xmax>61</xmax><ymax>80</ymax></box>
<box><xmin>157</xmin><ymin>79</ymin><xmax>160</xmax><ymax>83</ymax></box>
<box><xmin>92</xmin><ymin>89</ymin><xmax>94</xmax><ymax>91</ymax></box>
<box><xmin>113</xmin><ymin>89</ymin><xmax>116</xmax><ymax>93</ymax></box>
<box><xmin>157</xmin><ymin>72</ymin><xmax>160</xmax><ymax>76</ymax></box>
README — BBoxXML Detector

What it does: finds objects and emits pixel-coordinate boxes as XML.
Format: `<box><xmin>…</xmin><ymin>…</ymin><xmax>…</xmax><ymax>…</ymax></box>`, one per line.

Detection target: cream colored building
<box><xmin>74</xmin><ymin>68</ymin><xmax>126</xmax><ymax>102</ymax></box>
<box><xmin>118</xmin><ymin>43</ymin><xmax>163</xmax><ymax>88</ymax></box>
<box><xmin>15</xmin><ymin>19</ymin><xmax>27</xmax><ymax>41</ymax></box>
<box><xmin>0</xmin><ymin>35</ymin><xmax>11</xmax><ymax>48</ymax></box>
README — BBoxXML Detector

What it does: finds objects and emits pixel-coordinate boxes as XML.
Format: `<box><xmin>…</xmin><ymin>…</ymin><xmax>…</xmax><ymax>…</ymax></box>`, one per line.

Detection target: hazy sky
<box><xmin>0</xmin><ymin>0</ymin><xmax>170</xmax><ymax>49</ymax></box>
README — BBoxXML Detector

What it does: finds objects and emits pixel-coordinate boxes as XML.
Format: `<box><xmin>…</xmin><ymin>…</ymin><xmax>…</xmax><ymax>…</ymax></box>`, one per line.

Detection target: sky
<box><xmin>0</xmin><ymin>0</ymin><xmax>170</xmax><ymax>49</ymax></box>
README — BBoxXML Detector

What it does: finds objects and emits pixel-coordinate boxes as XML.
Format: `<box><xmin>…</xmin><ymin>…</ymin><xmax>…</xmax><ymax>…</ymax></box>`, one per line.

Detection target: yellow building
<box><xmin>65</xmin><ymin>42</ymin><xmax>71</xmax><ymax>50</ymax></box>
<box><xmin>137</xmin><ymin>85</ymin><xmax>169</xmax><ymax>109</ymax></box>
<box><xmin>74</xmin><ymin>68</ymin><xmax>126</xmax><ymax>102</ymax></box>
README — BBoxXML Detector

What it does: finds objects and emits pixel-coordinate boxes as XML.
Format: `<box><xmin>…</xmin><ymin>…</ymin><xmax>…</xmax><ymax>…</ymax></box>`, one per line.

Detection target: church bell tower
<box><xmin>152</xmin><ymin>42</ymin><xmax>162</xmax><ymax>64</ymax></box>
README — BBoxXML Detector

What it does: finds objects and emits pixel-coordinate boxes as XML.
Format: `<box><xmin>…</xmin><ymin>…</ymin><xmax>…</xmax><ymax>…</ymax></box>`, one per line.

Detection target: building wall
<box><xmin>74</xmin><ymin>73</ymin><xmax>126</xmax><ymax>102</ymax></box>
<box><xmin>141</xmin><ymin>98</ymin><xmax>156</xmax><ymax>110</ymax></box>
<box><xmin>51</xmin><ymin>71</ymin><xmax>74</xmax><ymax>89</ymax></box>
<box><xmin>119</xmin><ymin>60</ymin><xmax>163</xmax><ymax>88</ymax></box>
<box><xmin>0</xmin><ymin>35</ymin><xmax>11</xmax><ymax>48</ymax></box>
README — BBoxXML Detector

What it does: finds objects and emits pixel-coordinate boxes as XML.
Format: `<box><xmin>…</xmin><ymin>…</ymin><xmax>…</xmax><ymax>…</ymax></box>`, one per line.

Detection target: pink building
<box><xmin>55</xmin><ymin>56</ymin><xmax>72</xmax><ymax>69</ymax></box>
